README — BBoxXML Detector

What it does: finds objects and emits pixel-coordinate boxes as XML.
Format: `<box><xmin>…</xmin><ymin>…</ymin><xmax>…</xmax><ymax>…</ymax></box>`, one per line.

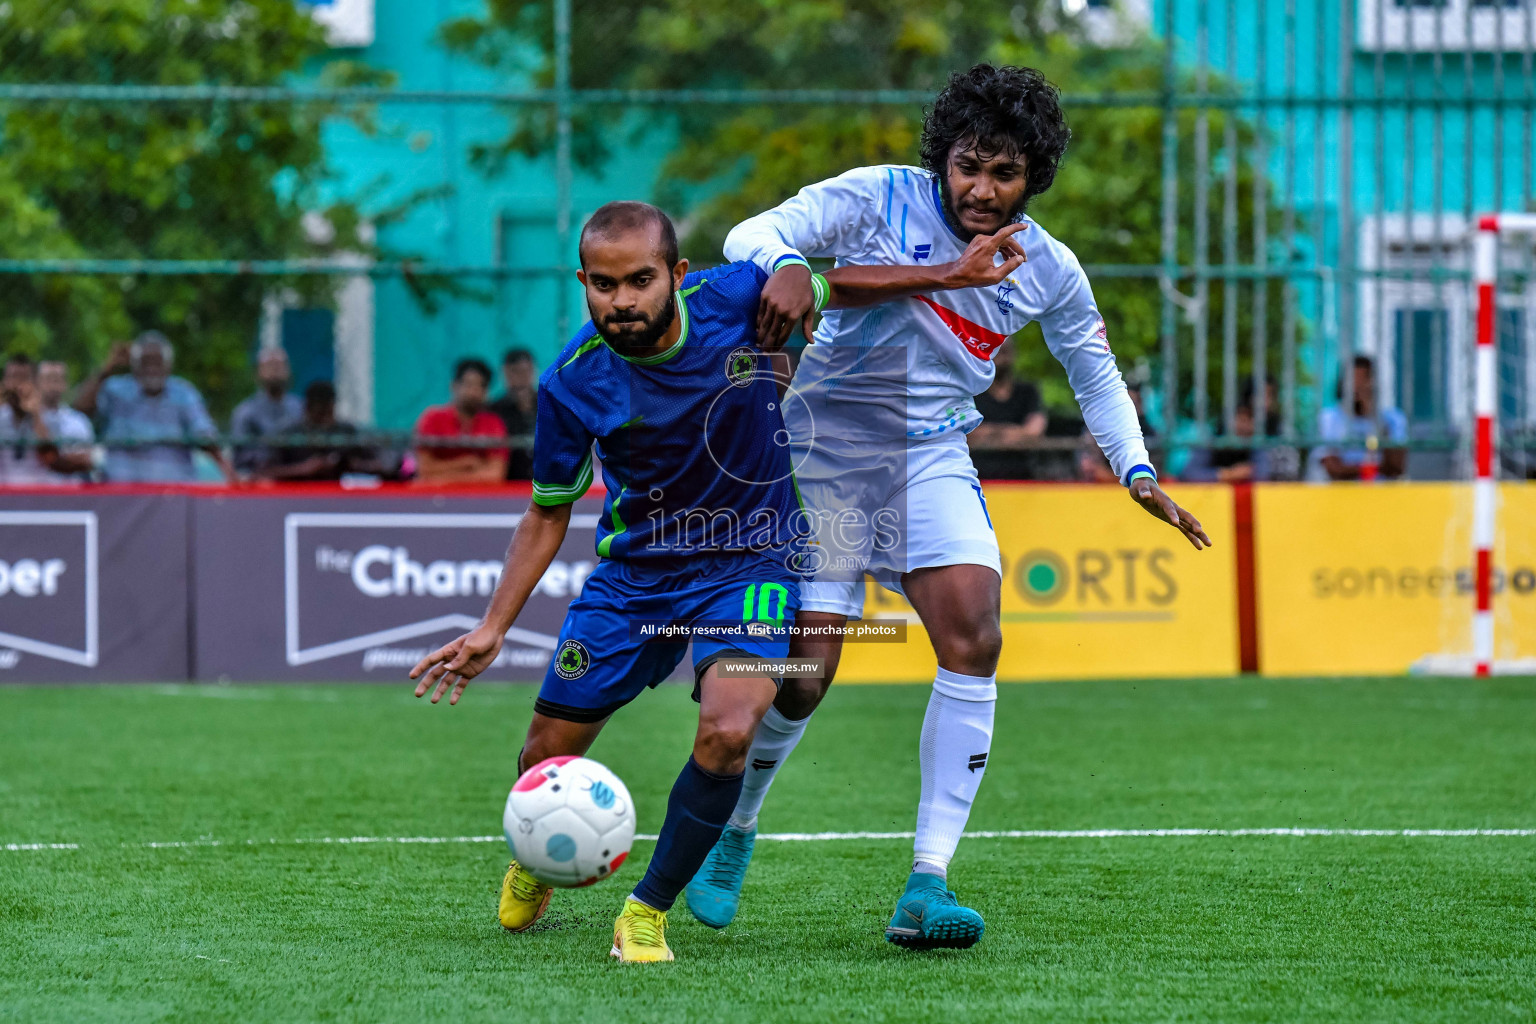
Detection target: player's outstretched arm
<box><xmin>754</xmin><ymin>223</ymin><xmax>1029</xmax><ymax>349</ymax></box>
<box><xmin>821</xmin><ymin>223</ymin><xmax>1028</xmax><ymax>310</ymax></box>
<box><xmin>410</xmin><ymin>501</ymin><xmax>573</xmax><ymax>705</ymax></box>
<box><xmin>1129</xmin><ymin>477</ymin><xmax>1212</xmax><ymax>551</ymax></box>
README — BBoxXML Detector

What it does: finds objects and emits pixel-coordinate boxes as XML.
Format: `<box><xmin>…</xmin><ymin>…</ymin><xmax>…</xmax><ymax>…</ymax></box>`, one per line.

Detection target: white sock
<box><xmin>913</xmin><ymin>667</ymin><xmax>997</xmax><ymax>877</ymax></box>
<box><xmin>727</xmin><ymin>705</ymin><xmax>812</xmax><ymax>831</ymax></box>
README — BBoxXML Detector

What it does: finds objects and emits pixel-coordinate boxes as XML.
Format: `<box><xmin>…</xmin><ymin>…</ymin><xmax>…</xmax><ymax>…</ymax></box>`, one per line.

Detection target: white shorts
<box><xmin>792</xmin><ymin>431</ymin><xmax>1002</xmax><ymax>619</ymax></box>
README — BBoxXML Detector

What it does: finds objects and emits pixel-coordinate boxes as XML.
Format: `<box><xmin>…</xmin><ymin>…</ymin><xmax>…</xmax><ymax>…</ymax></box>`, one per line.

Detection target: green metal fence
<box><xmin>2</xmin><ymin>0</ymin><xmax>1535</xmax><ymax>477</ymax></box>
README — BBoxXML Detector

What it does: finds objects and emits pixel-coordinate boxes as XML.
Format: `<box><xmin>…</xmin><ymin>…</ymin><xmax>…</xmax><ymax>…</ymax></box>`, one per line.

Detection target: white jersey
<box><xmin>723</xmin><ymin>163</ymin><xmax>1154</xmax><ymax>483</ymax></box>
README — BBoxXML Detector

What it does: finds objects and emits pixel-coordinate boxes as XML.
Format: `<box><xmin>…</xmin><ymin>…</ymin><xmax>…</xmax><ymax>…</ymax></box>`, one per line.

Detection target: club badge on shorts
<box><xmin>554</xmin><ymin>639</ymin><xmax>590</xmax><ymax>680</ymax></box>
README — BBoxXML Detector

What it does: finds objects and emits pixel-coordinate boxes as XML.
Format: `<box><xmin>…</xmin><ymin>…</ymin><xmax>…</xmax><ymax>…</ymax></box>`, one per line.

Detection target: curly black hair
<box><xmin>919</xmin><ymin>64</ymin><xmax>1072</xmax><ymax>209</ymax></box>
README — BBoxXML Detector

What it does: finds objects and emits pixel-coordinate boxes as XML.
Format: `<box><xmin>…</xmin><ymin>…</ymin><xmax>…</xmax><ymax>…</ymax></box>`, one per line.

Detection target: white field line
<box><xmin>761</xmin><ymin>828</ymin><xmax>1536</xmax><ymax>839</ymax></box>
<box><xmin>4</xmin><ymin>828</ymin><xmax>1535</xmax><ymax>853</ymax></box>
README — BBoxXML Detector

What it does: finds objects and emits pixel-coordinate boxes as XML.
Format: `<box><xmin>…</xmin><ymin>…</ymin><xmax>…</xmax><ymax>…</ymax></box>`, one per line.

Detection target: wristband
<box><xmin>771</xmin><ymin>253</ymin><xmax>811</xmax><ymax>274</ymax></box>
<box><xmin>810</xmin><ymin>272</ymin><xmax>830</xmax><ymax>313</ymax></box>
<box><xmin>1125</xmin><ymin>465</ymin><xmax>1157</xmax><ymax>487</ymax></box>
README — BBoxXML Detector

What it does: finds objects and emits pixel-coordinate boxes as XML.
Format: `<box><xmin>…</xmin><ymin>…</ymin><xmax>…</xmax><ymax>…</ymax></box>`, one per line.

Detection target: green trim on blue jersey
<box><xmin>531</xmin><ymin>449</ymin><xmax>594</xmax><ymax>506</ymax></box>
<box><xmin>559</xmin><ymin>336</ymin><xmax>604</xmax><ymax>371</ymax></box>
<box><xmin>607</xmin><ymin>288</ymin><xmax>692</xmax><ymax>366</ymax></box>
<box><xmin>595</xmin><ymin>485</ymin><xmax>626</xmax><ymax>557</ymax></box>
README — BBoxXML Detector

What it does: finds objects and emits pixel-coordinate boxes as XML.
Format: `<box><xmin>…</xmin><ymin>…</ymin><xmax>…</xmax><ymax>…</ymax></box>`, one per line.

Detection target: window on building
<box><xmin>1393</xmin><ymin>309</ymin><xmax>1450</xmax><ymax>427</ymax></box>
<box><xmin>280</xmin><ymin>308</ymin><xmax>337</xmax><ymax>397</ymax></box>
<box><xmin>1362</xmin><ymin>0</ymin><xmax>1534</xmax><ymax>49</ymax></box>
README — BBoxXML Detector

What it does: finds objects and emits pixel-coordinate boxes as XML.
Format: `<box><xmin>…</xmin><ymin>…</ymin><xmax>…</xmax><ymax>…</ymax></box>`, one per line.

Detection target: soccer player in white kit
<box><xmin>683</xmin><ymin>64</ymin><xmax>1212</xmax><ymax>949</ymax></box>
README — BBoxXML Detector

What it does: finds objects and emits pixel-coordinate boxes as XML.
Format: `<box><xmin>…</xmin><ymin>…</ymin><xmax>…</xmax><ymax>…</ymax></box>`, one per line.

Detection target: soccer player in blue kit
<box><xmin>410</xmin><ymin>201</ymin><xmax>1023</xmax><ymax>963</ymax></box>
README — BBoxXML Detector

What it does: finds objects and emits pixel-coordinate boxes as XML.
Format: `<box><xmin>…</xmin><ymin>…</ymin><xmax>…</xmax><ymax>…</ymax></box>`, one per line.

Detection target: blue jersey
<box><xmin>531</xmin><ymin>261</ymin><xmax>803</xmax><ymax>569</ymax></box>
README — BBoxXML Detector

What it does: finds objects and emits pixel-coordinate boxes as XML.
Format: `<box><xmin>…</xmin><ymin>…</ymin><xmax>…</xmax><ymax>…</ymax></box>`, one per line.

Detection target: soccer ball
<box><xmin>503</xmin><ymin>755</ymin><xmax>636</xmax><ymax>888</ymax></box>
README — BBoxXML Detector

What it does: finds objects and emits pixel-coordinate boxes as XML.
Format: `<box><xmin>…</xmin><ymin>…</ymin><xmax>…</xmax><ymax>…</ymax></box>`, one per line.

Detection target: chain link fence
<box><xmin>1</xmin><ymin>0</ymin><xmax>1533</xmax><ymax>480</ymax></box>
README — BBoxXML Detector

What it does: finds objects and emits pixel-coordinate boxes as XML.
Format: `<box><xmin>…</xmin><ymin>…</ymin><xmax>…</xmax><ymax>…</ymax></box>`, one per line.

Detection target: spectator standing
<box><xmin>2</xmin><ymin>355</ymin><xmax>58</xmax><ymax>483</ymax></box>
<box><xmin>414</xmin><ymin>358</ymin><xmax>508</xmax><ymax>485</ymax></box>
<box><xmin>488</xmin><ymin>347</ymin><xmax>537</xmax><ymax>480</ymax></box>
<box><xmin>1254</xmin><ymin>378</ymin><xmax>1301</xmax><ymax>481</ymax></box>
<box><xmin>261</xmin><ymin>381</ymin><xmax>387</xmax><ymax>481</ymax></box>
<box><xmin>35</xmin><ymin>360</ymin><xmax>95</xmax><ymax>479</ymax></box>
<box><xmin>231</xmin><ymin>347</ymin><xmax>302</xmax><ymax>476</ymax></box>
<box><xmin>967</xmin><ymin>337</ymin><xmax>1047</xmax><ymax>479</ymax></box>
<box><xmin>1</xmin><ymin>354</ymin><xmax>96</xmax><ymax>484</ymax></box>
<box><xmin>1183</xmin><ymin>398</ymin><xmax>1270</xmax><ymax>482</ymax></box>
<box><xmin>1306</xmin><ymin>355</ymin><xmax>1408</xmax><ymax>482</ymax></box>
<box><xmin>73</xmin><ymin>331</ymin><xmax>234</xmax><ymax>483</ymax></box>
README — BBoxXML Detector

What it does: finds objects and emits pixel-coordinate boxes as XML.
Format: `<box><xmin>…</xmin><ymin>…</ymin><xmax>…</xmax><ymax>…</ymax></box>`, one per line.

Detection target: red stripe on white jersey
<box><xmin>912</xmin><ymin>294</ymin><xmax>1008</xmax><ymax>362</ymax></box>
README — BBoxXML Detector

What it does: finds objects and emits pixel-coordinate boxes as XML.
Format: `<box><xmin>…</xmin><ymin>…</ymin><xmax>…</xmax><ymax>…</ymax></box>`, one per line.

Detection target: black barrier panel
<box><xmin>192</xmin><ymin>494</ymin><xmax>607</xmax><ymax>682</ymax></box>
<box><xmin>0</xmin><ymin>493</ymin><xmax>190</xmax><ymax>682</ymax></box>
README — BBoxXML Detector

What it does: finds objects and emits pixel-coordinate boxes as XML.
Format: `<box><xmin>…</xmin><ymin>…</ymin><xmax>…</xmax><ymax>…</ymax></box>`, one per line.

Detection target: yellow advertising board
<box><xmin>836</xmin><ymin>483</ymin><xmax>1238</xmax><ymax>683</ymax></box>
<box><xmin>1255</xmin><ymin>482</ymin><xmax>1536</xmax><ymax>675</ymax></box>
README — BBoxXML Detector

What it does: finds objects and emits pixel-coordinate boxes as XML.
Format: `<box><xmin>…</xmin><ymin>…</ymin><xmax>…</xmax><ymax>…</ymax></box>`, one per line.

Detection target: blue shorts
<box><xmin>535</xmin><ymin>556</ymin><xmax>801</xmax><ymax>723</ymax></box>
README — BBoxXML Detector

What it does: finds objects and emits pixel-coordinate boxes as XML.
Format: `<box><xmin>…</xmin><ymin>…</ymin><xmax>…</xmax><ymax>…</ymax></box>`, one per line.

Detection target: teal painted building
<box><xmin>301</xmin><ymin>0</ymin><xmax>663</xmax><ymax>428</ymax></box>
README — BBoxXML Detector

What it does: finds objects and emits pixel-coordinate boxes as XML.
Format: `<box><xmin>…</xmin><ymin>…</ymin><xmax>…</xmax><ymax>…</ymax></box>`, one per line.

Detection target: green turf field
<box><xmin>1</xmin><ymin>678</ymin><xmax>1533</xmax><ymax>1022</ymax></box>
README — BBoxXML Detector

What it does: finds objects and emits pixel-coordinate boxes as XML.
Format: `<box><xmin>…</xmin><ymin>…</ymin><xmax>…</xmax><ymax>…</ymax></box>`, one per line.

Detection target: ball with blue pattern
<box><xmin>502</xmin><ymin>755</ymin><xmax>637</xmax><ymax>888</ymax></box>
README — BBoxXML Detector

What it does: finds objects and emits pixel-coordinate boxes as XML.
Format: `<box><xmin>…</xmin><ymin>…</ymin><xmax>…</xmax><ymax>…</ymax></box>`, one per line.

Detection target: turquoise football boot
<box><xmin>683</xmin><ymin>824</ymin><xmax>756</xmax><ymax>928</ymax></box>
<box><xmin>884</xmin><ymin>871</ymin><xmax>985</xmax><ymax>949</ymax></box>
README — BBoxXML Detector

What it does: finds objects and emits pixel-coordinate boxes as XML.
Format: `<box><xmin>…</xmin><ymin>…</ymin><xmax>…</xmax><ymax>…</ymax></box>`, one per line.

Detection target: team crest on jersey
<box><xmin>554</xmin><ymin>639</ymin><xmax>590</xmax><ymax>680</ymax></box>
<box><xmin>725</xmin><ymin>347</ymin><xmax>758</xmax><ymax>387</ymax></box>
<box><xmin>996</xmin><ymin>281</ymin><xmax>1015</xmax><ymax>317</ymax></box>
<box><xmin>1095</xmin><ymin>318</ymin><xmax>1109</xmax><ymax>352</ymax></box>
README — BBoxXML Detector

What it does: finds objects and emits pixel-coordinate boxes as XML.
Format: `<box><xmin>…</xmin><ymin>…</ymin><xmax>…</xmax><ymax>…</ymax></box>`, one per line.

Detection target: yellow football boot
<box><xmin>498</xmin><ymin>860</ymin><xmax>553</xmax><ymax>932</ymax></box>
<box><xmin>610</xmin><ymin>898</ymin><xmax>674</xmax><ymax>963</ymax></box>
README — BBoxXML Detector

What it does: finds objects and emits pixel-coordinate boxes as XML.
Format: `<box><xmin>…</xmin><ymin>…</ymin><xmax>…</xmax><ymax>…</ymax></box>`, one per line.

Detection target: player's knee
<box><xmin>937</xmin><ymin>620</ymin><xmax>1002</xmax><ymax>676</ymax></box>
<box><xmin>693</xmin><ymin>720</ymin><xmax>756</xmax><ymax>774</ymax></box>
<box><xmin>519</xmin><ymin>737</ymin><xmax>555</xmax><ymax>771</ymax></box>
<box><xmin>519</xmin><ymin>718</ymin><xmax>575</xmax><ymax>770</ymax></box>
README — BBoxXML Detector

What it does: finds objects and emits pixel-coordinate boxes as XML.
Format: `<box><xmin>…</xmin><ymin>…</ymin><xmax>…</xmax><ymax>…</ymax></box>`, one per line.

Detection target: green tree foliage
<box><xmin>0</xmin><ymin>0</ymin><xmax>389</xmax><ymax>416</ymax></box>
<box><xmin>445</xmin><ymin>1</ymin><xmax>1289</xmax><ymax>422</ymax></box>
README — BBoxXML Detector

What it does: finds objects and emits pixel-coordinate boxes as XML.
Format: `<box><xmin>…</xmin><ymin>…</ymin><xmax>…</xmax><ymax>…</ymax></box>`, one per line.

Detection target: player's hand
<box><xmin>409</xmin><ymin>623</ymin><xmax>504</xmax><ymax>705</ymax></box>
<box><xmin>1130</xmin><ymin>478</ymin><xmax>1212</xmax><ymax>551</ymax></box>
<box><xmin>756</xmin><ymin>263</ymin><xmax>815</xmax><ymax>352</ymax></box>
<box><xmin>940</xmin><ymin>223</ymin><xmax>1028</xmax><ymax>290</ymax></box>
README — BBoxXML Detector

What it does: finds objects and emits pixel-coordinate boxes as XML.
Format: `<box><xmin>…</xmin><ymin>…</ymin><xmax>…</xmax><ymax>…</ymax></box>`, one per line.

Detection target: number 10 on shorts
<box><xmin>742</xmin><ymin>583</ymin><xmax>790</xmax><ymax>627</ymax></box>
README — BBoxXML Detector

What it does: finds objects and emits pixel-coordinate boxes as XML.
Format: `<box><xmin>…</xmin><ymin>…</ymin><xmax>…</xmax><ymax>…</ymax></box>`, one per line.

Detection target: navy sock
<box><xmin>631</xmin><ymin>756</ymin><xmax>744</xmax><ymax>912</ymax></box>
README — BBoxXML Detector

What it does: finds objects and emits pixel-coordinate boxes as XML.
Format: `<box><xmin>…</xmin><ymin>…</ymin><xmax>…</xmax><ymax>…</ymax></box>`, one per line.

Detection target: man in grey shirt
<box><xmin>231</xmin><ymin>347</ymin><xmax>302</xmax><ymax>475</ymax></box>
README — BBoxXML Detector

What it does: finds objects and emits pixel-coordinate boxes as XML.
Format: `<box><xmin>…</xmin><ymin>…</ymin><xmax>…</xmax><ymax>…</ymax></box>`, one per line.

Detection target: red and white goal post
<box><xmin>1418</xmin><ymin>214</ymin><xmax>1536</xmax><ymax>676</ymax></box>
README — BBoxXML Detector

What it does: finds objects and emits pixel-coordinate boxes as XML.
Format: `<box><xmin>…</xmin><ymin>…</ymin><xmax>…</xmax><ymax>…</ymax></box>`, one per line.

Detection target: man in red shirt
<box><xmin>414</xmin><ymin>358</ymin><xmax>509</xmax><ymax>485</ymax></box>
